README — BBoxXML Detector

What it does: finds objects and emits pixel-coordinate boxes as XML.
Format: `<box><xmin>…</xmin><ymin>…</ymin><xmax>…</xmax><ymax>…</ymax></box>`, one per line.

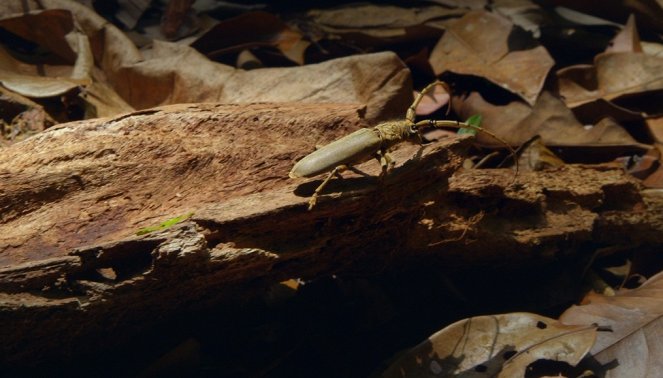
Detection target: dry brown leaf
<box><xmin>0</xmin><ymin>0</ymin><xmax>143</xmax><ymax>82</ymax></box>
<box><xmin>641</xmin><ymin>143</ymin><xmax>663</xmax><ymax>188</ymax></box>
<box><xmin>0</xmin><ymin>71</ymin><xmax>81</xmax><ymax>98</ymax></box>
<box><xmin>0</xmin><ymin>31</ymin><xmax>92</xmax><ymax>98</ymax></box>
<box><xmin>235</xmin><ymin>49</ymin><xmax>263</xmax><ymax>70</ymax></box>
<box><xmin>429</xmin><ymin>10</ymin><xmax>554</xmax><ymax>105</ymax></box>
<box><xmin>605</xmin><ymin>15</ymin><xmax>642</xmax><ymax>53</ymax></box>
<box><xmin>516</xmin><ymin>135</ymin><xmax>565</xmax><ymax>171</ymax></box>
<box><xmin>382</xmin><ymin>313</ymin><xmax>597</xmax><ymax>377</ymax></box>
<box><xmin>116</xmin><ymin>42</ymin><xmax>412</xmax><ymax>122</ymax></box>
<box><xmin>132</xmin><ymin>13</ymin><xmax>215</xmax><ymax>49</ymax></box>
<box><xmin>492</xmin><ymin>0</ymin><xmax>542</xmax><ymax>38</ymax></box>
<box><xmin>557</xmin><ymin>52</ymin><xmax>663</xmax><ymax>110</ymax></box>
<box><xmin>303</xmin><ymin>4</ymin><xmax>459</xmax><ymax>64</ymax></box>
<box><xmin>557</xmin><ymin>16</ymin><xmax>663</xmax><ymax>113</ymax></box>
<box><xmin>81</xmin><ymin>81</ymin><xmax>134</xmax><ymax>118</ymax></box>
<box><xmin>0</xmin><ymin>1</ymin><xmax>409</xmax><ymax>122</ymax></box>
<box><xmin>0</xmin><ymin>4</ymin><xmax>136</xmax><ymax>122</ymax></box>
<box><xmin>404</xmin><ymin>49</ymin><xmax>437</xmax><ymax>89</ymax></box>
<box><xmin>0</xmin><ymin>86</ymin><xmax>55</xmax><ymax>144</ymax></box>
<box><xmin>191</xmin><ymin>11</ymin><xmax>308</xmax><ymax>65</ymax></box>
<box><xmin>308</xmin><ymin>4</ymin><xmax>464</xmax><ymax>37</ymax></box>
<box><xmin>497</xmin><ymin>325</ymin><xmax>597</xmax><ymax>378</ymax></box>
<box><xmin>643</xmin><ymin>166</ymin><xmax>663</xmax><ymax>188</ymax></box>
<box><xmin>115</xmin><ymin>0</ymin><xmax>151</xmax><ymax>30</ymax></box>
<box><xmin>0</xmin><ymin>0</ymin><xmax>141</xmax><ymax>120</ymax></box>
<box><xmin>642</xmin><ymin>41</ymin><xmax>663</xmax><ymax>57</ymax></box>
<box><xmin>647</xmin><ymin>117</ymin><xmax>663</xmax><ymax>144</ymax></box>
<box><xmin>551</xmin><ymin>0</ymin><xmax>663</xmax><ymax>34</ymax></box>
<box><xmin>453</xmin><ymin>91</ymin><xmax>646</xmax><ymax>151</ymax></box>
<box><xmin>522</xmin><ymin>6</ymin><xmax>621</xmax><ymax>68</ymax></box>
<box><xmin>560</xmin><ymin>270</ymin><xmax>663</xmax><ymax>377</ymax></box>
<box><xmin>553</xmin><ymin>6</ymin><xmax>622</xmax><ymax>28</ymax></box>
<box><xmin>624</xmin><ymin>145</ymin><xmax>661</xmax><ymax>181</ymax></box>
<box><xmin>0</xmin><ymin>9</ymin><xmax>77</xmax><ymax>62</ymax></box>
<box><xmin>427</xmin><ymin>0</ymin><xmax>487</xmax><ymax>9</ymax></box>
<box><xmin>571</xmin><ymin>98</ymin><xmax>644</xmax><ymax>126</ymax></box>
<box><xmin>160</xmin><ymin>0</ymin><xmax>196</xmax><ymax>39</ymax></box>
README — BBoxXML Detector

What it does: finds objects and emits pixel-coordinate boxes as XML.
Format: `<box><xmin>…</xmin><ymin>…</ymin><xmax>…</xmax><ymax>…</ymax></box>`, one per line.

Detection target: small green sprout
<box><xmin>458</xmin><ymin>114</ymin><xmax>482</xmax><ymax>135</ymax></box>
<box><xmin>136</xmin><ymin>212</ymin><xmax>195</xmax><ymax>235</ymax></box>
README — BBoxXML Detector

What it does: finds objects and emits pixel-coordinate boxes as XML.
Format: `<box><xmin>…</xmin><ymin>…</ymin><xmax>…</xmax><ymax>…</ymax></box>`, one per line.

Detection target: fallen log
<box><xmin>0</xmin><ymin>102</ymin><xmax>661</xmax><ymax>365</ymax></box>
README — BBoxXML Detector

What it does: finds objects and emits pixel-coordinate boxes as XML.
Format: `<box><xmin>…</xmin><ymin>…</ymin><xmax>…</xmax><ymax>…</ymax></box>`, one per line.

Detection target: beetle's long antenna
<box><xmin>407</xmin><ymin>81</ymin><xmax>452</xmax><ymax>124</ymax></box>
<box><xmin>420</xmin><ymin>119</ymin><xmax>520</xmax><ymax>182</ymax></box>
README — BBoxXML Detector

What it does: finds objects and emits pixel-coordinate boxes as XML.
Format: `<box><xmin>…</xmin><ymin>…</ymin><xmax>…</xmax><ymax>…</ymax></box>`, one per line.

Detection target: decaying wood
<box><xmin>1</xmin><ymin>103</ymin><xmax>662</xmax><ymax>365</ymax></box>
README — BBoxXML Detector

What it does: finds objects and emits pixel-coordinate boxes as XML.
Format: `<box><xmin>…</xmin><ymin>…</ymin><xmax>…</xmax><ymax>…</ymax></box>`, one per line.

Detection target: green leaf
<box><xmin>458</xmin><ymin>114</ymin><xmax>482</xmax><ymax>135</ymax></box>
<box><xmin>136</xmin><ymin>212</ymin><xmax>195</xmax><ymax>235</ymax></box>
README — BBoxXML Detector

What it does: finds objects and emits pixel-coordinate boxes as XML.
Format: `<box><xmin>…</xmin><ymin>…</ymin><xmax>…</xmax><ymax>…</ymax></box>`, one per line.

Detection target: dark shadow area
<box><xmin>3</xmin><ymin>256</ymin><xmax>591</xmax><ymax>377</ymax></box>
<box><xmin>507</xmin><ymin>25</ymin><xmax>540</xmax><ymax>52</ymax></box>
<box><xmin>292</xmin><ymin>173</ymin><xmax>377</xmax><ymax>198</ymax></box>
<box><xmin>525</xmin><ymin>356</ymin><xmax>618</xmax><ymax>377</ymax></box>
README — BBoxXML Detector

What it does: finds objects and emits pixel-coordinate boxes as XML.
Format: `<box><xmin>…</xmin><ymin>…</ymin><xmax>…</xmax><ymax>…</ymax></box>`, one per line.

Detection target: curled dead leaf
<box><xmin>643</xmin><ymin>41</ymin><xmax>663</xmax><ymax>57</ymax></box>
<box><xmin>557</xmin><ymin>15</ymin><xmax>663</xmax><ymax>118</ymax></box>
<box><xmin>114</xmin><ymin>0</ymin><xmax>151</xmax><ymax>30</ymax></box>
<box><xmin>0</xmin><ymin>0</ymin><xmax>143</xmax><ymax>83</ymax></box>
<box><xmin>382</xmin><ymin>312</ymin><xmax>597</xmax><ymax>377</ymax></box>
<box><xmin>0</xmin><ymin>1</ymin><xmax>409</xmax><ymax>122</ymax></box>
<box><xmin>551</xmin><ymin>0</ymin><xmax>663</xmax><ymax>34</ymax></box>
<box><xmin>647</xmin><ymin>117</ymin><xmax>663</xmax><ymax>144</ymax></box>
<box><xmin>0</xmin><ymin>1</ymin><xmax>138</xmax><ymax>120</ymax></box>
<box><xmin>0</xmin><ymin>9</ymin><xmax>77</xmax><ymax>62</ymax></box>
<box><xmin>429</xmin><ymin>10</ymin><xmax>554</xmax><ymax>105</ymax></box>
<box><xmin>622</xmin><ymin>145</ymin><xmax>661</xmax><ymax>181</ymax></box>
<box><xmin>497</xmin><ymin>325</ymin><xmax>597</xmax><ymax>378</ymax></box>
<box><xmin>0</xmin><ymin>54</ymin><xmax>91</xmax><ymax>99</ymax></box>
<box><xmin>605</xmin><ymin>15</ymin><xmax>642</xmax><ymax>54</ymax></box>
<box><xmin>0</xmin><ymin>86</ymin><xmax>55</xmax><ymax>144</ymax></box>
<box><xmin>640</xmin><ymin>143</ymin><xmax>663</xmax><ymax>188</ymax></box>
<box><xmin>560</xmin><ymin>270</ymin><xmax>663</xmax><ymax>377</ymax></box>
<box><xmin>516</xmin><ymin>135</ymin><xmax>565</xmax><ymax>171</ymax></box>
<box><xmin>429</xmin><ymin>0</ymin><xmax>487</xmax><ymax>9</ymax></box>
<box><xmin>308</xmin><ymin>4</ymin><xmax>464</xmax><ymax>37</ymax></box>
<box><xmin>453</xmin><ymin>91</ymin><xmax>648</xmax><ymax>153</ymax></box>
<box><xmin>161</xmin><ymin>0</ymin><xmax>196</xmax><ymax>40</ymax></box>
<box><xmin>492</xmin><ymin>0</ymin><xmax>543</xmax><ymax>38</ymax></box>
<box><xmin>0</xmin><ymin>9</ymin><xmax>92</xmax><ymax>98</ymax></box>
<box><xmin>302</xmin><ymin>4</ymin><xmax>458</xmax><ymax>64</ymax></box>
<box><xmin>558</xmin><ymin>52</ymin><xmax>663</xmax><ymax>110</ymax></box>
<box><xmin>116</xmin><ymin>43</ymin><xmax>412</xmax><ymax>122</ymax></box>
<box><xmin>191</xmin><ymin>11</ymin><xmax>309</xmax><ymax>65</ymax></box>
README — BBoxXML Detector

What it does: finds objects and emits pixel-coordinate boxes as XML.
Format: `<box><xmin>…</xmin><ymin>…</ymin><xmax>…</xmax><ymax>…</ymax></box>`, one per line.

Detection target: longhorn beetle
<box><xmin>290</xmin><ymin>81</ymin><xmax>517</xmax><ymax>210</ymax></box>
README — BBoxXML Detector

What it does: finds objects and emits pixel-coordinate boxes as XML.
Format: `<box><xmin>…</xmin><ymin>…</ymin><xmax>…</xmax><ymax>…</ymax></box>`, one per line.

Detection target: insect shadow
<box><xmin>292</xmin><ymin>145</ymin><xmax>428</xmax><ymax>199</ymax></box>
<box><xmin>292</xmin><ymin>170</ymin><xmax>378</xmax><ymax>198</ymax></box>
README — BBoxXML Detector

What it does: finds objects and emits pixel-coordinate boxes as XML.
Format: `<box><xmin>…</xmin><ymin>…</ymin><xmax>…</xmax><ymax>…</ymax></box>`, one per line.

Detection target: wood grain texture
<box><xmin>1</xmin><ymin>102</ymin><xmax>661</xmax><ymax>365</ymax></box>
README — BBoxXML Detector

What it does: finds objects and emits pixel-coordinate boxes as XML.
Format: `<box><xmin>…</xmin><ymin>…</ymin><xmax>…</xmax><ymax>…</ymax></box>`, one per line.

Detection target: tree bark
<box><xmin>1</xmin><ymin>103</ymin><xmax>661</xmax><ymax>365</ymax></box>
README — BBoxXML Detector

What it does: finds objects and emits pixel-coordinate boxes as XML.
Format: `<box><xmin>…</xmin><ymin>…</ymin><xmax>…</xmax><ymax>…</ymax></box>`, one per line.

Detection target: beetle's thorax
<box><xmin>373</xmin><ymin>120</ymin><xmax>416</xmax><ymax>149</ymax></box>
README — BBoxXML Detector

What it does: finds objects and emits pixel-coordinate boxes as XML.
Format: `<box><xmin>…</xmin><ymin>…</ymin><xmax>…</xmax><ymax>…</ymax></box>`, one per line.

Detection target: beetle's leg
<box><xmin>376</xmin><ymin>149</ymin><xmax>394</xmax><ymax>178</ymax></box>
<box><xmin>308</xmin><ymin>165</ymin><xmax>346</xmax><ymax>210</ymax></box>
<box><xmin>406</xmin><ymin>81</ymin><xmax>451</xmax><ymax>124</ymax></box>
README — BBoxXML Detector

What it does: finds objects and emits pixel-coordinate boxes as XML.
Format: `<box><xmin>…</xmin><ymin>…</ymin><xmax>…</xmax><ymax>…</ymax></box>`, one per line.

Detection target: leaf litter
<box><xmin>382</xmin><ymin>313</ymin><xmax>597</xmax><ymax>377</ymax></box>
<box><xmin>560</xmin><ymin>271</ymin><xmax>663</xmax><ymax>377</ymax></box>
<box><xmin>2</xmin><ymin>0</ymin><xmax>663</xmax><ymax>377</ymax></box>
